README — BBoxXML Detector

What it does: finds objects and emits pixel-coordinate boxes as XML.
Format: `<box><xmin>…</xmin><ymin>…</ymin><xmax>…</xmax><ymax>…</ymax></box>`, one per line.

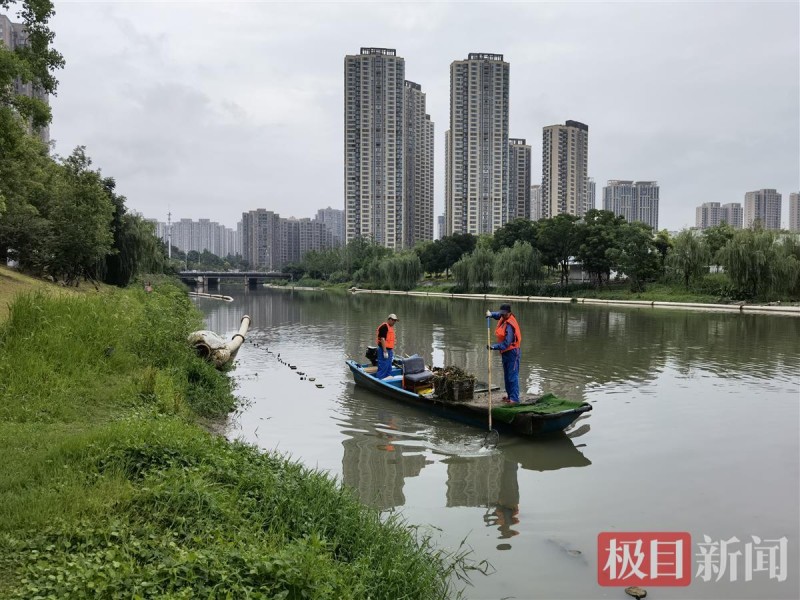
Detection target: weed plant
<box><xmin>0</xmin><ymin>280</ymin><xmax>464</xmax><ymax>598</ymax></box>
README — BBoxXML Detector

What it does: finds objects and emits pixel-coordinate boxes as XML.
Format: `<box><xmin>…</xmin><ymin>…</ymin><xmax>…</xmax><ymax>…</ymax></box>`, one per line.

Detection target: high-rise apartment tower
<box><xmin>541</xmin><ymin>120</ymin><xmax>589</xmax><ymax>218</ymax></box>
<box><xmin>508</xmin><ymin>138</ymin><xmax>531</xmax><ymax>221</ymax></box>
<box><xmin>789</xmin><ymin>192</ymin><xmax>799</xmax><ymax>233</ymax></box>
<box><xmin>344</xmin><ymin>48</ymin><xmax>433</xmax><ymax>249</ymax></box>
<box><xmin>344</xmin><ymin>48</ymin><xmax>406</xmax><ymax>249</ymax></box>
<box><xmin>530</xmin><ymin>185</ymin><xmax>542</xmax><ymax>221</ymax></box>
<box><xmin>404</xmin><ymin>81</ymin><xmax>435</xmax><ymax>246</ymax></box>
<box><xmin>603</xmin><ymin>180</ymin><xmax>660</xmax><ymax>230</ymax></box>
<box><xmin>744</xmin><ymin>189</ymin><xmax>782</xmax><ymax>230</ymax></box>
<box><xmin>445</xmin><ymin>53</ymin><xmax>510</xmax><ymax>235</ymax></box>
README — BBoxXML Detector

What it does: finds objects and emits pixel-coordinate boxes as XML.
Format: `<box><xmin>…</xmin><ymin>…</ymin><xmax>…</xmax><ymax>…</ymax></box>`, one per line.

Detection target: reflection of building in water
<box><xmin>447</xmin><ymin>456</ymin><xmax>520</xmax><ymax>539</ymax></box>
<box><xmin>447</xmin><ymin>455</ymin><xmax>519</xmax><ymax>509</ymax></box>
<box><xmin>446</xmin><ymin>438</ymin><xmax>591</xmax><ymax>544</ymax></box>
<box><xmin>341</xmin><ymin>429</ymin><xmax>427</xmax><ymax>511</ymax></box>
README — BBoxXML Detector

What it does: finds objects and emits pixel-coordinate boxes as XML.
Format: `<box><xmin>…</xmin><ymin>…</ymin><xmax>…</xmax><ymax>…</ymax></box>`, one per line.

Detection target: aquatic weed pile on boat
<box><xmin>432</xmin><ymin>366</ymin><xmax>476</xmax><ymax>402</ymax></box>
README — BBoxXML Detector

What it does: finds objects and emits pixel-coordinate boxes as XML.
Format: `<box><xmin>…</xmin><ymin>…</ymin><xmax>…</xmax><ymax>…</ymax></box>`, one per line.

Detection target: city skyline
<box><xmin>39</xmin><ymin>3</ymin><xmax>799</xmax><ymax>231</ymax></box>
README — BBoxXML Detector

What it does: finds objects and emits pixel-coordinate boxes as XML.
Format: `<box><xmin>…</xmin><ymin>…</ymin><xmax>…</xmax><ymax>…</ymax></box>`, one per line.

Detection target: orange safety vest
<box><xmin>495</xmin><ymin>314</ymin><xmax>521</xmax><ymax>353</ymax></box>
<box><xmin>376</xmin><ymin>322</ymin><xmax>396</xmax><ymax>349</ymax></box>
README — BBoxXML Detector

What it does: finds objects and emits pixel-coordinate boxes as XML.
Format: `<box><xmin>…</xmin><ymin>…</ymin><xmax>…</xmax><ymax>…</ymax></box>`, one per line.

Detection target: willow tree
<box><xmin>451</xmin><ymin>255</ymin><xmax>472</xmax><ymax>292</ymax></box>
<box><xmin>468</xmin><ymin>247</ymin><xmax>494</xmax><ymax>293</ymax></box>
<box><xmin>493</xmin><ymin>241</ymin><xmax>542</xmax><ymax>295</ymax></box>
<box><xmin>380</xmin><ymin>252</ymin><xmax>422</xmax><ymax>291</ymax></box>
<box><xmin>667</xmin><ymin>230</ymin><xmax>711</xmax><ymax>289</ymax></box>
<box><xmin>717</xmin><ymin>229</ymin><xmax>800</xmax><ymax>300</ymax></box>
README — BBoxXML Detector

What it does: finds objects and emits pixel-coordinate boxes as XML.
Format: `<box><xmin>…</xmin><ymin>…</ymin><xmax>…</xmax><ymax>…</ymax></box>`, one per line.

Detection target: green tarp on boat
<box><xmin>490</xmin><ymin>393</ymin><xmax>584</xmax><ymax>423</ymax></box>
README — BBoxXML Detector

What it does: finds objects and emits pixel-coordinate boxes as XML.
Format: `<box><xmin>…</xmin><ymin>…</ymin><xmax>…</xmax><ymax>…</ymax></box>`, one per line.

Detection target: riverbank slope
<box><xmin>0</xmin><ymin>278</ymin><xmax>460</xmax><ymax>598</ymax></box>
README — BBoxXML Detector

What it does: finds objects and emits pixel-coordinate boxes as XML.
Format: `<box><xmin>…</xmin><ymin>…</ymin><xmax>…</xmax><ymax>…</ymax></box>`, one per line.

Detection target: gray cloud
<box><xmin>48</xmin><ymin>1</ymin><xmax>799</xmax><ymax>230</ymax></box>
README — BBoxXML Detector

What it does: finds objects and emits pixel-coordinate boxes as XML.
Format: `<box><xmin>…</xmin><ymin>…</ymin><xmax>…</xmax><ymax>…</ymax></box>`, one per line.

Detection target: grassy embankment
<box><xmin>408</xmin><ymin>279</ymin><xmax>722</xmax><ymax>302</ymax></box>
<box><xmin>0</xmin><ymin>272</ymin><xmax>464</xmax><ymax>599</ymax></box>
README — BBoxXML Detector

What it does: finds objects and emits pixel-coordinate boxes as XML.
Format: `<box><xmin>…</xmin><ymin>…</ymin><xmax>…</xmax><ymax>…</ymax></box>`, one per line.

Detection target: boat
<box><xmin>345</xmin><ymin>359</ymin><xmax>592</xmax><ymax>438</ymax></box>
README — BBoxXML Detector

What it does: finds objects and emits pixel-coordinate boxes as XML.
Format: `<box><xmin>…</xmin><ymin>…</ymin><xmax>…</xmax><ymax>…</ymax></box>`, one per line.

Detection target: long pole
<box><xmin>487</xmin><ymin>316</ymin><xmax>492</xmax><ymax>431</ymax></box>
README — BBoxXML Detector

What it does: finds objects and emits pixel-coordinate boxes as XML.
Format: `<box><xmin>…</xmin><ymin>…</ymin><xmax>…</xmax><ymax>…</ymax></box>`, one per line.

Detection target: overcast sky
<box><xmin>36</xmin><ymin>1</ymin><xmax>800</xmax><ymax>231</ymax></box>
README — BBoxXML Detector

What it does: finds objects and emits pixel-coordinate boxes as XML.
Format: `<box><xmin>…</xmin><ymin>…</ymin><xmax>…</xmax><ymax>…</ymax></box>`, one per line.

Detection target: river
<box><xmin>195</xmin><ymin>287</ymin><xmax>799</xmax><ymax>600</ymax></box>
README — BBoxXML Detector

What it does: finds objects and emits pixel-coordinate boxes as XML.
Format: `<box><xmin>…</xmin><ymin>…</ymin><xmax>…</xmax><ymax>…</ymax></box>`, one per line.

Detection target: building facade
<box><xmin>403</xmin><ymin>80</ymin><xmax>435</xmax><ymax>246</ymax></box>
<box><xmin>695</xmin><ymin>202</ymin><xmax>722</xmax><ymax>229</ymax></box>
<box><xmin>242</xmin><ymin>210</ymin><xmax>282</xmax><ymax>270</ymax></box>
<box><xmin>541</xmin><ymin>120</ymin><xmax>589</xmax><ymax>218</ymax></box>
<box><xmin>508</xmin><ymin>138</ymin><xmax>531</xmax><ymax>221</ymax></box>
<box><xmin>604</xmin><ymin>180</ymin><xmax>636</xmax><ymax>223</ymax></box>
<box><xmin>721</xmin><ymin>203</ymin><xmax>743</xmax><ymax>229</ymax></box>
<box><xmin>154</xmin><ymin>217</ymin><xmax>240</xmax><ymax>257</ymax></box>
<box><xmin>316</xmin><ymin>207</ymin><xmax>345</xmax><ymax>246</ymax></box>
<box><xmin>789</xmin><ymin>192</ymin><xmax>799</xmax><ymax>233</ymax></box>
<box><xmin>530</xmin><ymin>185</ymin><xmax>542</xmax><ymax>221</ymax></box>
<box><xmin>695</xmin><ymin>202</ymin><xmax>743</xmax><ymax>229</ymax></box>
<box><xmin>344</xmin><ymin>48</ymin><xmax>405</xmax><ymax>248</ymax></box>
<box><xmin>635</xmin><ymin>181</ymin><xmax>660</xmax><ymax>230</ymax></box>
<box><xmin>603</xmin><ymin>180</ymin><xmax>660</xmax><ymax>229</ymax></box>
<box><xmin>242</xmin><ymin>209</ymin><xmax>336</xmax><ymax>271</ymax></box>
<box><xmin>586</xmin><ymin>177</ymin><xmax>596</xmax><ymax>213</ymax></box>
<box><xmin>744</xmin><ymin>189</ymin><xmax>782</xmax><ymax>230</ymax></box>
<box><xmin>445</xmin><ymin>53</ymin><xmax>510</xmax><ymax>236</ymax></box>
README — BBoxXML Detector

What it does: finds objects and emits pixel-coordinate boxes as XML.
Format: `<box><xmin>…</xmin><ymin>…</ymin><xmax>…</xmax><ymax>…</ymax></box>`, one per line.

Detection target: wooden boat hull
<box><xmin>346</xmin><ymin>360</ymin><xmax>591</xmax><ymax>438</ymax></box>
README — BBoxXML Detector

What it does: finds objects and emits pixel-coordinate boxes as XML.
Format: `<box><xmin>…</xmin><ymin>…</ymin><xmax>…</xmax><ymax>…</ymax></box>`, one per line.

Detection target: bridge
<box><xmin>178</xmin><ymin>270</ymin><xmax>291</xmax><ymax>289</ymax></box>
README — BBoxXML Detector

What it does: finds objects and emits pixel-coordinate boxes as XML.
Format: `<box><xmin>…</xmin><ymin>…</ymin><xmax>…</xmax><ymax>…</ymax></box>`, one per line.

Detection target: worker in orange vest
<box><xmin>375</xmin><ymin>313</ymin><xmax>399</xmax><ymax>379</ymax></box>
<box><xmin>486</xmin><ymin>303</ymin><xmax>522</xmax><ymax>403</ymax></box>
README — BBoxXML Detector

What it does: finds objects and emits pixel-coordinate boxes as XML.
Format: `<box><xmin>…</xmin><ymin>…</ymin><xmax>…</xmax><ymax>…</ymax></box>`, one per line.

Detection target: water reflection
<box><xmin>338</xmin><ymin>376</ymin><xmax>592</xmax><ymax>534</ymax></box>
<box><xmin>446</xmin><ymin>436</ymin><xmax>591</xmax><ymax>546</ymax></box>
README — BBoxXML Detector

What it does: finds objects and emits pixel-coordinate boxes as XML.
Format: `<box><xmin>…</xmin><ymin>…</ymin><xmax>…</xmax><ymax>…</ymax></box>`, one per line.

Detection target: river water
<box><xmin>195</xmin><ymin>287</ymin><xmax>799</xmax><ymax>600</ymax></box>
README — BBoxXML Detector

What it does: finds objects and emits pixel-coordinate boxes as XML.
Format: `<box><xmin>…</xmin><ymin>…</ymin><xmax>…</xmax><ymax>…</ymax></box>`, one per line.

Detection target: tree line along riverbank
<box><xmin>0</xmin><ymin>274</ymin><xmax>467</xmax><ymax>598</ymax></box>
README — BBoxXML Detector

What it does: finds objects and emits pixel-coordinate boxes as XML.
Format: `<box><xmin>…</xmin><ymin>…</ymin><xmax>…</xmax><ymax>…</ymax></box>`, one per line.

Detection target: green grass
<box><xmin>0</xmin><ymin>280</ymin><xmax>466</xmax><ymax>599</ymax></box>
<box><xmin>570</xmin><ymin>282</ymin><xmax>721</xmax><ymax>303</ymax></box>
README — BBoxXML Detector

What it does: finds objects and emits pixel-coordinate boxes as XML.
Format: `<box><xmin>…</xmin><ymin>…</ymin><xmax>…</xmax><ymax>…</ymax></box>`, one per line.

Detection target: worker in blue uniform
<box><xmin>486</xmin><ymin>303</ymin><xmax>522</xmax><ymax>403</ymax></box>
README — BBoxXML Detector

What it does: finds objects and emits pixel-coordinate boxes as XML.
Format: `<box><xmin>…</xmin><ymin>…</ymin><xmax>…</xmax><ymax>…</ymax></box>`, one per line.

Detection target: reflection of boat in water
<box><xmin>446</xmin><ymin>435</ymin><xmax>591</xmax><ymax>508</ymax></box>
<box><xmin>346</xmin><ymin>360</ymin><xmax>592</xmax><ymax>438</ymax></box>
<box><xmin>446</xmin><ymin>435</ymin><xmax>591</xmax><ymax>545</ymax></box>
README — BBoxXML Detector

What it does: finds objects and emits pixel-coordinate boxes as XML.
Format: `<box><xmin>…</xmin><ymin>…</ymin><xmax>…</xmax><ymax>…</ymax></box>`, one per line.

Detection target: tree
<box><xmin>491</xmin><ymin>218</ymin><xmax>537</xmax><ymax>252</ymax></box>
<box><xmin>379</xmin><ymin>252</ymin><xmax>422</xmax><ymax>291</ymax></box>
<box><xmin>450</xmin><ymin>255</ymin><xmax>471</xmax><ymax>292</ymax></box>
<box><xmin>0</xmin><ymin>0</ymin><xmax>65</xmax><ymax>130</ymax></box>
<box><xmin>702</xmin><ymin>223</ymin><xmax>735</xmax><ymax>268</ymax></box>
<box><xmin>653</xmin><ymin>229</ymin><xmax>673</xmax><ymax>276</ymax></box>
<box><xmin>608</xmin><ymin>223</ymin><xmax>661</xmax><ymax>292</ymax></box>
<box><xmin>342</xmin><ymin>237</ymin><xmax>390</xmax><ymax>279</ymax></box>
<box><xmin>667</xmin><ymin>230</ymin><xmax>710</xmax><ymax>289</ymax></box>
<box><xmin>494</xmin><ymin>241</ymin><xmax>542</xmax><ymax>294</ymax></box>
<box><xmin>93</xmin><ymin>178</ymin><xmax>166</xmax><ymax>285</ymax></box>
<box><xmin>717</xmin><ymin>229</ymin><xmax>800</xmax><ymax>300</ymax></box>
<box><xmin>575</xmin><ymin>210</ymin><xmax>625</xmax><ymax>287</ymax></box>
<box><xmin>536</xmin><ymin>214</ymin><xmax>580</xmax><ymax>286</ymax></box>
<box><xmin>47</xmin><ymin>147</ymin><xmax>114</xmax><ymax>284</ymax></box>
<box><xmin>0</xmin><ymin>110</ymin><xmax>52</xmax><ymax>265</ymax></box>
<box><xmin>439</xmin><ymin>233</ymin><xmax>477</xmax><ymax>274</ymax></box>
<box><xmin>467</xmin><ymin>247</ymin><xmax>495</xmax><ymax>293</ymax></box>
